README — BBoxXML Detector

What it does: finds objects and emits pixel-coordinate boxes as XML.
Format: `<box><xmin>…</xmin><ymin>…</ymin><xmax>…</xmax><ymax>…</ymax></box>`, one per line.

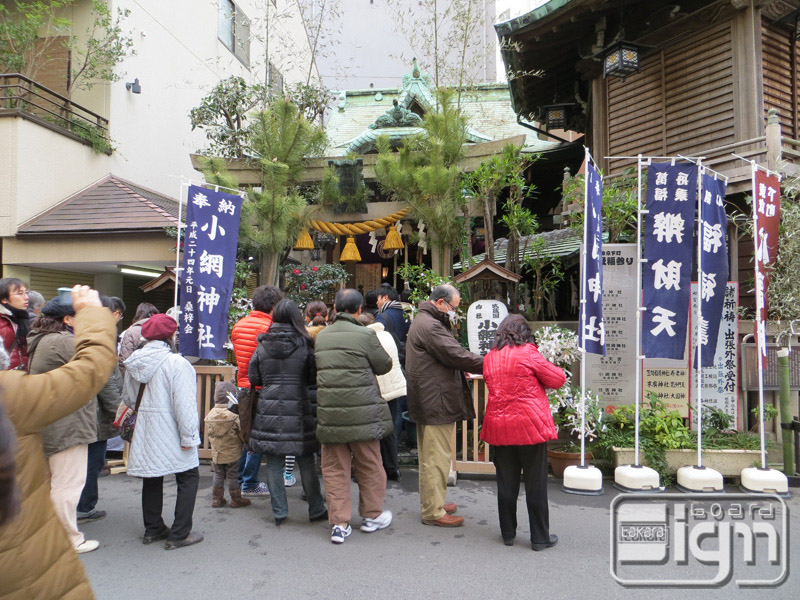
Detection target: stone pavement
<box><xmin>80</xmin><ymin>467</ymin><xmax>800</xmax><ymax>600</ymax></box>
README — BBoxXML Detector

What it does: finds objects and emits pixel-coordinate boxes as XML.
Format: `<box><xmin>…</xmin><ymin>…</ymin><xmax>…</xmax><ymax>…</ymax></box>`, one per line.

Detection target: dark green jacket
<box><xmin>314</xmin><ymin>313</ymin><xmax>393</xmax><ymax>444</ymax></box>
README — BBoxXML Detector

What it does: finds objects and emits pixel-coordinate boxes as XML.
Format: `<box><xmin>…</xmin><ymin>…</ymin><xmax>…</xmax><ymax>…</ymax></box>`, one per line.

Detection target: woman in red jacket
<box><xmin>480</xmin><ymin>314</ymin><xmax>566</xmax><ymax>551</ymax></box>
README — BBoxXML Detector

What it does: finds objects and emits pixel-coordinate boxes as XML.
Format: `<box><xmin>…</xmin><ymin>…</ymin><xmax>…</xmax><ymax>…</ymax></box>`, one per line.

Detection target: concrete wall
<box><xmin>0</xmin><ymin>117</ymin><xmax>110</xmax><ymax>237</ymax></box>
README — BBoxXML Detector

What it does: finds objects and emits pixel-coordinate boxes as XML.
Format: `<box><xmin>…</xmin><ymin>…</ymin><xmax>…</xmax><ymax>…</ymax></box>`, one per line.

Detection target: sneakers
<box><xmin>330</xmin><ymin>524</ymin><xmax>352</xmax><ymax>544</ymax></box>
<box><xmin>75</xmin><ymin>539</ymin><xmax>100</xmax><ymax>554</ymax></box>
<box><xmin>360</xmin><ymin>510</ymin><xmax>393</xmax><ymax>533</ymax></box>
<box><xmin>165</xmin><ymin>531</ymin><xmax>204</xmax><ymax>550</ymax></box>
<box><xmin>77</xmin><ymin>509</ymin><xmax>107</xmax><ymax>524</ymax></box>
<box><xmin>284</xmin><ymin>471</ymin><xmax>297</xmax><ymax>487</ymax></box>
<box><xmin>241</xmin><ymin>482</ymin><xmax>269</xmax><ymax>496</ymax></box>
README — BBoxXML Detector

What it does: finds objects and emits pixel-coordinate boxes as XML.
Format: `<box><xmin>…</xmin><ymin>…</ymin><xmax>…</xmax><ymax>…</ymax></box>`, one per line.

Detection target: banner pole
<box><xmin>635</xmin><ymin>154</ymin><xmax>644</xmax><ymax>467</ymax></box>
<box><xmin>696</xmin><ymin>163</ymin><xmax>705</xmax><ymax>468</ymax></box>
<box><xmin>579</xmin><ymin>147</ymin><xmax>590</xmax><ymax>466</ymax></box>
<box><xmin>752</xmin><ymin>162</ymin><xmax>768</xmax><ymax>469</ymax></box>
<box><xmin>174</xmin><ymin>181</ymin><xmax>186</xmax><ymax>313</ymax></box>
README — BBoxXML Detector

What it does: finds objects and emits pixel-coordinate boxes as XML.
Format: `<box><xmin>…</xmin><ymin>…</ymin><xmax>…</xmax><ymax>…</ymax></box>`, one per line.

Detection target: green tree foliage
<box><xmin>200</xmin><ymin>100</ymin><xmax>326</xmax><ymax>286</ymax></box>
<box><xmin>69</xmin><ymin>0</ymin><xmax>133</xmax><ymax>93</ymax></box>
<box><xmin>281</xmin><ymin>263</ymin><xmax>348</xmax><ymax>307</ymax></box>
<box><xmin>375</xmin><ymin>88</ymin><xmax>468</xmax><ymax>275</ymax></box>
<box><xmin>565</xmin><ymin>167</ymin><xmax>638</xmax><ymax>243</ymax></box>
<box><xmin>190</xmin><ymin>76</ymin><xmax>267</xmax><ymax>158</ymax></box>
<box><xmin>0</xmin><ymin>0</ymin><xmax>132</xmax><ymax>92</ymax></box>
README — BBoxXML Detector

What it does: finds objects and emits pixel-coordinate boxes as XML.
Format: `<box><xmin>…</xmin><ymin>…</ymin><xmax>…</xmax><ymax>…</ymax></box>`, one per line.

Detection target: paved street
<box><xmin>80</xmin><ymin>467</ymin><xmax>800</xmax><ymax>600</ymax></box>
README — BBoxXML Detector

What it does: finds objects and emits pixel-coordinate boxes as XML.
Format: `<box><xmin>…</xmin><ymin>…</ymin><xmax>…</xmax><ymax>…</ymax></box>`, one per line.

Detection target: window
<box><xmin>268</xmin><ymin>62</ymin><xmax>284</xmax><ymax>95</ymax></box>
<box><xmin>218</xmin><ymin>0</ymin><xmax>250</xmax><ymax>68</ymax></box>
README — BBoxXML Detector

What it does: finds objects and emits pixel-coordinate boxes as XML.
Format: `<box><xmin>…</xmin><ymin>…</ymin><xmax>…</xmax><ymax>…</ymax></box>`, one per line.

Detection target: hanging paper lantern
<box><xmin>293</xmin><ymin>228</ymin><xmax>314</xmax><ymax>250</ymax></box>
<box><xmin>339</xmin><ymin>235</ymin><xmax>361</xmax><ymax>262</ymax></box>
<box><xmin>383</xmin><ymin>225</ymin><xmax>404</xmax><ymax>250</ymax></box>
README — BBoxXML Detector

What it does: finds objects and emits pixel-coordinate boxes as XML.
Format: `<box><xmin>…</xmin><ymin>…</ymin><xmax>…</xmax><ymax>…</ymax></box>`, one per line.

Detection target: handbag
<box><xmin>114</xmin><ymin>383</ymin><xmax>146</xmax><ymax>443</ymax></box>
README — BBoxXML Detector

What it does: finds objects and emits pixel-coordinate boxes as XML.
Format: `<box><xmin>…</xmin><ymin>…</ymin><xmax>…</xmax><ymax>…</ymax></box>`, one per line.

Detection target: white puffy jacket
<box><xmin>367</xmin><ymin>322</ymin><xmax>407</xmax><ymax>401</ymax></box>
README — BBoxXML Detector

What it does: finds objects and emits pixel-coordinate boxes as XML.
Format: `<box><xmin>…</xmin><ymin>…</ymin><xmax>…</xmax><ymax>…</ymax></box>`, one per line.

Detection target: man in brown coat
<box><xmin>0</xmin><ymin>286</ymin><xmax>118</xmax><ymax>600</ymax></box>
<box><xmin>406</xmin><ymin>284</ymin><xmax>484</xmax><ymax>527</ymax></box>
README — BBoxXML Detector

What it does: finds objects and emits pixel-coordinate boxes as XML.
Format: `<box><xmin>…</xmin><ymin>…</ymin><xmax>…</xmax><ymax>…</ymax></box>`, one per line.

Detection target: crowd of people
<box><xmin>0</xmin><ymin>276</ymin><xmax>568</xmax><ymax>598</ymax></box>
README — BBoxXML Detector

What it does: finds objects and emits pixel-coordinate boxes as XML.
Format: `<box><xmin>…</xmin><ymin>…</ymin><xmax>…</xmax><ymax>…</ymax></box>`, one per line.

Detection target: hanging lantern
<box><xmin>339</xmin><ymin>235</ymin><xmax>361</xmax><ymax>262</ymax></box>
<box><xmin>293</xmin><ymin>228</ymin><xmax>314</xmax><ymax>251</ymax></box>
<box><xmin>543</xmin><ymin>104</ymin><xmax>571</xmax><ymax>130</ymax></box>
<box><xmin>603</xmin><ymin>41</ymin><xmax>640</xmax><ymax>78</ymax></box>
<box><xmin>383</xmin><ymin>225</ymin><xmax>404</xmax><ymax>250</ymax></box>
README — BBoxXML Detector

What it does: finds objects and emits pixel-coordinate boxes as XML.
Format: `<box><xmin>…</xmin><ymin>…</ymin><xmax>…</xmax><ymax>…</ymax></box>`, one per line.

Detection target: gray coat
<box><xmin>96</xmin><ymin>365</ymin><xmax>123</xmax><ymax>441</ymax></box>
<box><xmin>123</xmin><ymin>341</ymin><xmax>199</xmax><ymax>478</ymax></box>
<box><xmin>28</xmin><ymin>329</ymin><xmax>97</xmax><ymax>457</ymax></box>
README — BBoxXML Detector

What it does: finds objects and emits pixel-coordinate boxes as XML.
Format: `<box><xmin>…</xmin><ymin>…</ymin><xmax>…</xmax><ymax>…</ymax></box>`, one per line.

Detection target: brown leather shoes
<box><xmin>443</xmin><ymin>502</ymin><xmax>457</xmax><ymax>514</ymax></box>
<box><xmin>422</xmin><ymin>513</ymin><xmax>465</xmax><ymax>527</ymax></box>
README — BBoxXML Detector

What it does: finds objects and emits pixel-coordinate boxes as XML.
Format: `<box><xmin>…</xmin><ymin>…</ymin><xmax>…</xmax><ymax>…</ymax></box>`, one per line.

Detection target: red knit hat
<box><xmin>141</xmin><ymin>313</ymin><xmax>178</xmax><ymax>341</ymax></box>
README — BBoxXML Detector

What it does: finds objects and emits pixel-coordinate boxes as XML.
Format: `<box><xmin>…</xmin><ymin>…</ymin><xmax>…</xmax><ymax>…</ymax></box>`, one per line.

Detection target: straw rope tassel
<box><xmin>339</xmin><ymin>236</ymin><xmax>361</xmax><ymax>262</ymax></box>
<box><xmin>293</xmin><ymin>228</ymin><xmax>314</xmax><ymax>250</ymax></box>
<box><xmin>383</xmin><ymin>225</ymin><xmax>404</xmax><ymax>250</ymax></box>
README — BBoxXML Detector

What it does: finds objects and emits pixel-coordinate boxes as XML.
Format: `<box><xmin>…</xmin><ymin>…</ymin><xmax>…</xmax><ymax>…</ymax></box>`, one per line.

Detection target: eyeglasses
<box><xmin>440</xmin><ymin>299</ymin><xmax>458</xmax><ymax>312</ymax></box>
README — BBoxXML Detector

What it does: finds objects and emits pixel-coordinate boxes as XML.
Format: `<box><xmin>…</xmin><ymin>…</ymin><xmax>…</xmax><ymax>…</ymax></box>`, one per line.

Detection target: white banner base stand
<box><xmin>676</xmin><ymin>465</ymin><xmax>724</xmax><ymax>493</ymax></box>
<box><xmin>613</xmin><ymin>464</ymin><xmax>663</xmax><ymax>493</ymax></box>
<box><xmin>740</xmin><ymin>467</ymin><xmax>790</xmax><ymax>497</ymax></box>
<box><xmin>562</xmin><ymin>465</ymin><xmax>604</xmax><ymax>495</ymax></box>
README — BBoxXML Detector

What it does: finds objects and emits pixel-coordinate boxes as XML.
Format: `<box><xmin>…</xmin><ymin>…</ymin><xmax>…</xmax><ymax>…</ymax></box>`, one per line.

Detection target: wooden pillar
<box><xmin>766</xmin><ymin>108</ymin><xmax>782</xmax><ymax>170</ymax></box>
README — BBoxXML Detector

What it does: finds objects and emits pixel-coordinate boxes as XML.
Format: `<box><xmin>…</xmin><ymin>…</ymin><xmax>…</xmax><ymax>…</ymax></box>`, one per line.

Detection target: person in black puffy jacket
<box><xmin>248</xmin><ymin>299</ymin><xmax>327</xmax><ymax>526</ymax></box>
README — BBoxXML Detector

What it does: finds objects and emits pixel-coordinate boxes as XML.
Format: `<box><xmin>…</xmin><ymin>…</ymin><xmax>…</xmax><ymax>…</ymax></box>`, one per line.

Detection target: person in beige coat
<box><xmin>358</xmin><ymin>313</ymin><xmax>406</xmax><ymax>481</ymax></box>
<box><xmin>0</xmin><ymin>287</ymin><xmax>118</xmax><ymax>600</ymax></box>
<box><xmin>204</xmin><ymin>381</ymin><xmax>250</xmax><ymax>509</ymax></box>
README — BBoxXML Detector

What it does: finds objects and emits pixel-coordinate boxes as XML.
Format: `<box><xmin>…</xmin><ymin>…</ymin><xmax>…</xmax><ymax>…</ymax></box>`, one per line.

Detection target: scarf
<box><xmin>379</xmin><ymin>300</ymin><xmax>403</xmax><ymax>313</ymax></box>
<box><xmin>1</xmin><ymin>303</ymin><xmax>31</xmax><ymax>350</ymax></box>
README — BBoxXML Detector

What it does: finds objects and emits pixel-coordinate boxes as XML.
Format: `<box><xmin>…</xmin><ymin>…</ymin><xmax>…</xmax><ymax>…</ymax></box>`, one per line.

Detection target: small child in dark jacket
<box><xmin>205</xmin><ymin>381</ymin><xmax>250</xmax><ymax>508</ymax></box>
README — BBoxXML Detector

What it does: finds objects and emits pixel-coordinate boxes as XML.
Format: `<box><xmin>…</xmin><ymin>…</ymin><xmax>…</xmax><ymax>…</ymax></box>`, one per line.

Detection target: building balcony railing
<box><xmin>0</xmin><ymin>73</ymin><xmax>110</xmax><ymax>153</ymax></box>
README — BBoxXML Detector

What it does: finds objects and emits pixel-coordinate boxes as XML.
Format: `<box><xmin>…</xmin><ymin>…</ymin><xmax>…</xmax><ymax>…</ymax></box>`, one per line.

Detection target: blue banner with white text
<box><xmin>580</xmin><ymin>158</ymin><xmax>606</xmax><ymax>356</ymax></box>
<box><xmin>642</xmin><ymin>162</ymin><xmax>698</xmax><ymax>359</ymax></box>
<box><xmin>695</xmin><ymin>173</ymin><xmax>728</xmax><ymax>368</ymax></box>
<box><xmin>179</xmin><ymin>186</ymin><xmax>242</xmax><ymax>359</ymax></box>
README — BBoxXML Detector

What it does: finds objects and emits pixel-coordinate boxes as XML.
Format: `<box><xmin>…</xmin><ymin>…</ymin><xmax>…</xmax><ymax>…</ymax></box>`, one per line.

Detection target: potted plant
<box><xmin>546</xmin><ymin>384</ymin><xmax>604</xmax><ymax>477</ymax></box>
<box><xmin>593</xmin><ymin>394</ymin><xmax>766</xmax><ymax>483</ymax></box>
<box><xmin>534</xmin><ymin>325</ymin><xmax>603</xmax><ymax>477</ymax></box>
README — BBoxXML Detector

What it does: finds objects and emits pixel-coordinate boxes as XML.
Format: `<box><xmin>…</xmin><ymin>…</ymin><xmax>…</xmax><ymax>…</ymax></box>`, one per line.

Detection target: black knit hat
<box><xmin>214</xmin><ymin>381</ymin><xmax>237</xmax><ymax>405</ymax></box>
<box><xmin>41</xmin><ymin>298</ymin><xmax>76</xmax><ymax>320</ymax></box>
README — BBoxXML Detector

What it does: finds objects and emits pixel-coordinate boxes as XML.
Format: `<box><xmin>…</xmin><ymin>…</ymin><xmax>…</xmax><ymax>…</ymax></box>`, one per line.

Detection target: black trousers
<box><xmin>141</xmin><ymin>467</ymin><xmax>199</xmax><ymax>541</ymax></box>
<box><xmin>77</xmin><ymin>439</ymin><xmax>107</xmax><ymax>514</ymax></box>
<box><xmin>492</xmin><ymin>443</ymin><xmax>550</xmax><ymax>544</ymax></box>
<box><xmin>380</xmin><ymin>398</ymin><xmax>399</xmax><ymax>474</ymax></box>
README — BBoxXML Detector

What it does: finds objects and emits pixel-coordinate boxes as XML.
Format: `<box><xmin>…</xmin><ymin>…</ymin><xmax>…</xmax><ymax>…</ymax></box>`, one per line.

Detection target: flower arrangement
<box><xmin>534</xmin><ymin>324</ymin><xmax>580</xmax><ymax>376</ymax></box>
<box><xmin>534</xmin><ymin>325</ymin><xmax>604</xmax><ymax>446</ymax></box>
<box><xmin>548</xmin><ymin>385</ymin><xmax>604</xmax><ymax>443</ymax></box>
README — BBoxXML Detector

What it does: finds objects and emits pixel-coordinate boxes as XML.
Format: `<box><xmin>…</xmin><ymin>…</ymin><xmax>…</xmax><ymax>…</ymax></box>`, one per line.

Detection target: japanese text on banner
<box><xmin>695</xmin><ymin>173</ymin><xmax>728</xmax><ymax>368</ymax></box>
<box><xmin>180</xmin><ymin>186</ymin><xmax>242</xmax><ymax>359</ymax></box>
<box><xmin>580</xmin><ymin>158</ymin><xmax>605</xmax><ymax>356</ymax></box>
<box><xmin>642</xmin><ymin>162</ymin><xmax>698</xmax><ymax>359</ymax></box>
<box><xmin>753</xmin><ymin>170</ymin><xmax>780</xmax><ymax>365</ymax></box>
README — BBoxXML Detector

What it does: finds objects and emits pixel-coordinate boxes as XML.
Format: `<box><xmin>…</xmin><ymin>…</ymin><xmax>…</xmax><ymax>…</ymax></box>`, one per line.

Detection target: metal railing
<box><xmin>0</xmin><ymin>72</ymin><xmax>109</xmax><ymax>141</ymax></box>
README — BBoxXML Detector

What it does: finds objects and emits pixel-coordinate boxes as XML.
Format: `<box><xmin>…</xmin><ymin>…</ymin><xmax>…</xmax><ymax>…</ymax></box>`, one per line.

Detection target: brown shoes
<box><xmin>212</xmin><ymin>486</ymin><xmax>226</xmax><ymax>508</ymax></box>
<box><xmin>229</xmin><ymin>487</ymin><xmax>251</xmax><ymax>508</ymax></box>
<box><xmin>422</xmin><ymin>513</ymin><xmax>465</xmax><ymax>527</ymax></box>
<box><xmin>443</xmin><ymin>502</ymin><xmax>457</xmax><ymax>514</ymax></box>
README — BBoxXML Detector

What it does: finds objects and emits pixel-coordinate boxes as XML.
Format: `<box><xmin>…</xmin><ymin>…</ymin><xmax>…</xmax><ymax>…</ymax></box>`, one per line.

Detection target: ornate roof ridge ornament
<box><xmin>369</xmin><ymin>99</ymin><xmax>424</xmax><ymax>129</ymax></box>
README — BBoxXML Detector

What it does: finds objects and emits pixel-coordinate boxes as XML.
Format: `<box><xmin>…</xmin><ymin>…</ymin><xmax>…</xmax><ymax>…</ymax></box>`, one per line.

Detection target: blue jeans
<box><xmin>393</xmin><ymin>396</ymin><xmax>407</xmax><ymax>445</ymax></box>
<box><xmin>238</xmin><ymin>449</ymin><xmax>263</xmax><ymax>491</ymax></box>
<box><xmin>77</xmin><ymin>440</ymin><xmax>107</xmax><ymax>514</ymax></box>
<box><xmin>264</xmin><ymin>453</ymin><xmax>326</xmax><ymax>520</ymax></box>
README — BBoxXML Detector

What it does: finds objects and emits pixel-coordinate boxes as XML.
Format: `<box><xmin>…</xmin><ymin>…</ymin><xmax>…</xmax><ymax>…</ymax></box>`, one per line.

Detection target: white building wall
<box><xmin>58</xmin><ymin>0</ymin><xmax>317</xmax><ymax>201</ymax></box>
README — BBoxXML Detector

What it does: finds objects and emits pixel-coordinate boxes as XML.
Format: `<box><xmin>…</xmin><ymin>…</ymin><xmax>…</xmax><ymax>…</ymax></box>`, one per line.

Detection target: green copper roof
<box><xmin>495</xmin><ymin>0</ymin><xmax>580</xmax><ymax>37</ymax></box>
<box><xmin>326</xmin><ymin>61</ymin><xmax>563</xmax><ymax>157</ymax></box>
